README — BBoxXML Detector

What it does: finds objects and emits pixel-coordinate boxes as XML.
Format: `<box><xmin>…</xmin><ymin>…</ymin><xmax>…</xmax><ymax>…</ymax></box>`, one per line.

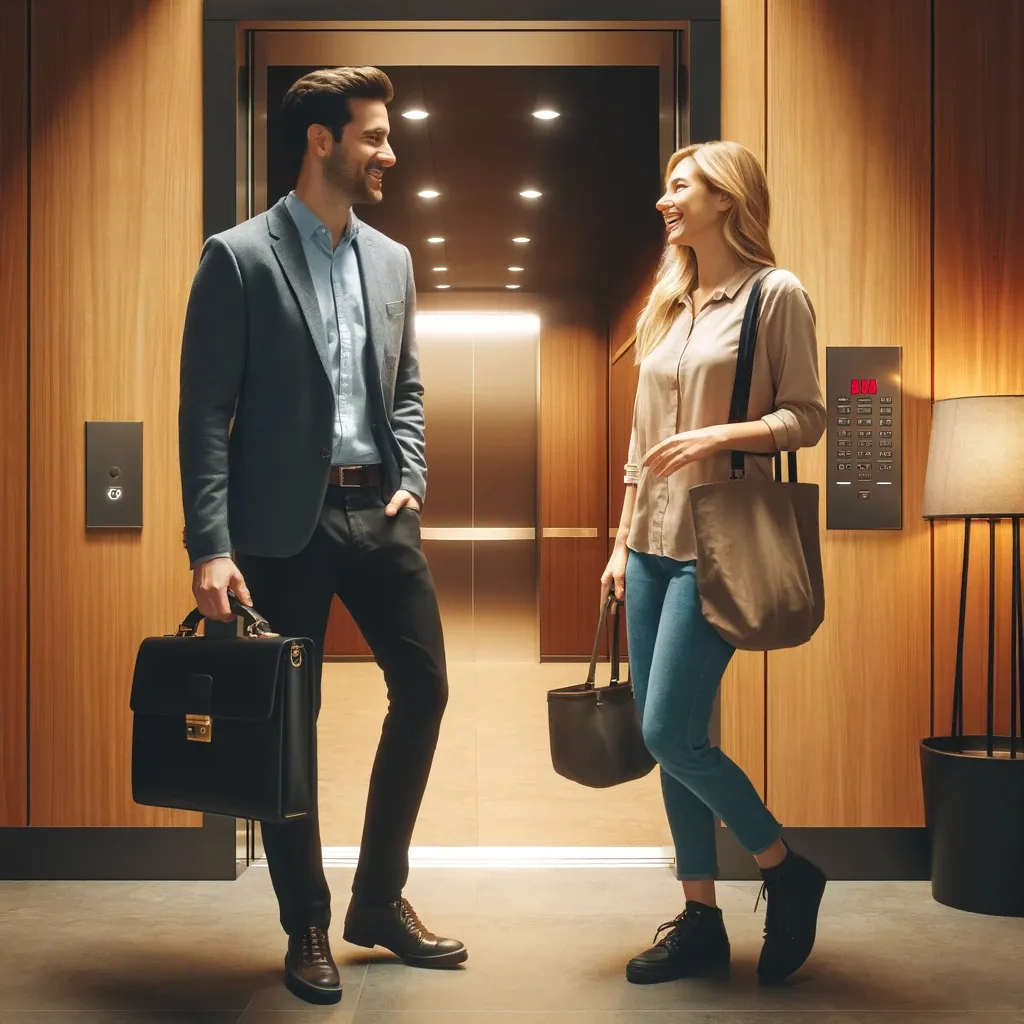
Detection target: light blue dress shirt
<box><xmin>284</xmin><ymin>191</ymin><xmax>381</xmax><ymax>467</ymax></box>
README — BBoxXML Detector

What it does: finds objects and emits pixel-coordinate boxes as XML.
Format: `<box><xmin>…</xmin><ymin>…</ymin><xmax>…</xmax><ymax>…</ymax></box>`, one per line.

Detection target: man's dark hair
<box><xmin>280</xmin><ymin>66</ymin><xmax>394</xmax><ymax>179</ymax></box>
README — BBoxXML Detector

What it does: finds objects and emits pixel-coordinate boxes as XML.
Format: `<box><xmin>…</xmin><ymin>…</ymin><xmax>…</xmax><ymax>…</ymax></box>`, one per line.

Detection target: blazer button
<box><xmin>320</xmin><ymin>448</ymin><xmax>330</xmax><ymax>459</ymax></box>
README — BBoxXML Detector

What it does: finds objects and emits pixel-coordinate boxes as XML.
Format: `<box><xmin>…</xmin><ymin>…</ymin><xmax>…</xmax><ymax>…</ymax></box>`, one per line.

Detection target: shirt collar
<box><xmin>284</xmin><ymin>191</ymin><xmax>360</xmax><ymax>247</ymax></box>
<box><xmin>684</xmin><ymin>263</ymin><xmax>764</xmax><ymax>312</ymax></box>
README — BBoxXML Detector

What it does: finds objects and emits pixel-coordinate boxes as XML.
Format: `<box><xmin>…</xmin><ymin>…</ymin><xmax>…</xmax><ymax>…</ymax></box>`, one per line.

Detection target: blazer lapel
<box><xmin>353</xmin><ymin>226</ymin><xmax>389</xmax><ymax>372</ymax></box>
<box><xmin>266</xmin><ymin>201</ymin><xmax>331</xmax><ymax>380</ymax></box>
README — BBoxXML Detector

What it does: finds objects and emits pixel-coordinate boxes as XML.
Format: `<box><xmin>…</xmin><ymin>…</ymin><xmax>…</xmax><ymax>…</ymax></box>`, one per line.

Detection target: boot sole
<box><xmin>626</xmin><ymin>958</ymin><xmax>730</xmax><ymax>985</ymax></box>
<box><xmin>757</xmin><ymin>871</ymin><xmax>827</xmax><ymax>985</ymax></box>
<box><xmin>343</xmin><ymin>930</ymin><xmax>469</xmax><ymax>969</ymax></box>
<box><xmin>283</xmin><ymin>959</ymin><xmax>342</xmax><ymax>1005</ymax></box>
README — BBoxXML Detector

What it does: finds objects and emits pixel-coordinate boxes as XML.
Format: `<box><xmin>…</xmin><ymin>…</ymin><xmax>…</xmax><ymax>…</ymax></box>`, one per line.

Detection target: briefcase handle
<box><xmin>173</xmin><ymin>590</ymin><xmax>277</xmax><ymax>638</ymax></box>
<box><xmin>584</xmin><ymin>594</ymin><xmax>625</xmax><ymax>690</ymax></box>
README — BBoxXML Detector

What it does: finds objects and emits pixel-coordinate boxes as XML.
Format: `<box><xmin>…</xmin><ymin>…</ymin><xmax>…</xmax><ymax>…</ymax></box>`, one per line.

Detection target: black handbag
<box><xmin>129</xmin><ymin>596</ymin><xmax>316</xmax><ymax>823</ymax></box>
<box><xmin>547</xmin><ymin>594</ymin><xmax>656</xmax><ymax>789</ymax></box>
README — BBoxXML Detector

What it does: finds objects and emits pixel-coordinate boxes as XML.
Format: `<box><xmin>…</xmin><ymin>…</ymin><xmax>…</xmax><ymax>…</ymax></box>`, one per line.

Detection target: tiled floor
<box><xmin>1</xmin><ymin>864</ymin><xmax>1022</xmax><ymax>1023</ymax></box>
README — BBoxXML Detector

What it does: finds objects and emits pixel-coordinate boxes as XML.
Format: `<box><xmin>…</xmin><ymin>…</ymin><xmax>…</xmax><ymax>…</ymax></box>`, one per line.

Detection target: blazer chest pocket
<box><xmin>386</xmin><ymin>300</ymin><xmax>405</xmax><ymax>317</ymax></box>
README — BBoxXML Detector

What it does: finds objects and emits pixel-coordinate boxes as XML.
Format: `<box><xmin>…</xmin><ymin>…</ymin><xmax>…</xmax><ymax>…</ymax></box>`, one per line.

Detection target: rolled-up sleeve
<box><xmin>759</xmin><ymin>279</ymin><xmax>826</xmax><ymax>450</ymax></box>
<box><xmin>624</xmin><ymin>392</ymin><xmax>643</xmax><ymax>484</ymax></box>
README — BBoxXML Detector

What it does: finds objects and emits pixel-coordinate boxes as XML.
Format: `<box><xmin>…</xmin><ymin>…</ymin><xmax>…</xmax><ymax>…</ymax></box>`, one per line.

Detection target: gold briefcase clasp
<box><xmin>185</xmin><ymin>714</ymin><xmax>212</xmax><ymax>743</ymax></box>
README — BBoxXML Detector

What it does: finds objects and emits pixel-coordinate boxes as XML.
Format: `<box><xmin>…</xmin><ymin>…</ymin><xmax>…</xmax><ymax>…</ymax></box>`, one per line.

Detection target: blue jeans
<box><xmin>625</xmin><ymin>550</ymin><xmax>783</xmax><ymax>880</ymax></box>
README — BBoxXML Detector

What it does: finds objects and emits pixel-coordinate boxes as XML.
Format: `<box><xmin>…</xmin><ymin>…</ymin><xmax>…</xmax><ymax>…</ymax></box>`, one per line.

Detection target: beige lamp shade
<box><xmin>922</xmin><ymin>395</ymin><xmax>1024</xmax><ymax>518</ymax></box>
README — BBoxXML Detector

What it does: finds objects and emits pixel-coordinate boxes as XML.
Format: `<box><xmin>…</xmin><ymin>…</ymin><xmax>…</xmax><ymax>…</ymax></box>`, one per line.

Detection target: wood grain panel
<box><xmin>719</xmin><ymin>0</ymin><xmax>769</xmax><ymax>799</ymax></box>
<box><xmin>0</xmin><ymin>0</ymin><xmax>29</xmax><ymax>827</ymax></box>
<box><xmin>765</xmin><ymin>0</ymin><xmax>932</xmax><ymax>826</ymax></box>
<box><xmin>540</xmin><ymin>297</ymin><xmax>607</xmax><ymax>657</ymax></box>
<box><xmin>933</xmin><ymin>0</ymin><xmax>1024</xmax><ymax>740</ymax></box>
<box><xmin>29</xmin><ymin>0</ymin><xmax>202</xmax><ymax>826</ymax></box>
<box><xmin>721</xmin><ymin>0</ymin><xmax>766</xmax><ymax>158</ymax></box>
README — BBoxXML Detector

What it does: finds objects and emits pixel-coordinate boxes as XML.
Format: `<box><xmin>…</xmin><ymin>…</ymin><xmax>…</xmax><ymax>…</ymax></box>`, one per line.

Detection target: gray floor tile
<box><xmin>349</xmin><ymin>1016</ymin><xmax>1024</xmax><ymax>1024</ymax></box>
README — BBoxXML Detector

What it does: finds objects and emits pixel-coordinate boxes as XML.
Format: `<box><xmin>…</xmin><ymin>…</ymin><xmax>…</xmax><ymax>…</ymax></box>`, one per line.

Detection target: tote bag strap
<box><xmin>585</xmin><ymin>594</ymin><xmax>624</xmax><ymax>689</ymax></box>
<box><xmin>727</xmin><ymin>269</ymin><xmax>798</xmax><ymax>484</ymax></box>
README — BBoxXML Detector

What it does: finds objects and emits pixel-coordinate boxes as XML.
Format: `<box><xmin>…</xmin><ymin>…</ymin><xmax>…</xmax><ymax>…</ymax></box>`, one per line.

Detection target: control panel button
<box><xmin>879</xmin><ymin>440</ymin><xmax>893</xmax><ymax>448</ymax></box>
<box><xmin>880</xmin><ymin>418</ymin><xmax>893</xmax><ymax>426</ymax></box>
<box><xmin>878</xmin><ymin>452</ymin><xmax>893</xmax><ymax>460</ymax></box>
<box><xmin>837</xmin><ymin>429</ymin><xmax>851</xmax><ymax>438</ymax></box>
<box><xmin>857</xmin><ymin>462</ymin><xmax>871</xmax><ymax>470</ymax></box>
<box><xmin>878</xmin><ymin>463</ymin><xmax>893</xmax><ymax>471</ymax></box>
<box><xmin>858</xmin><ymin>441</ymin><xmax>873</xmax><ymax>448</ymax></box>
<box><xmin>879</xmin><ymin>430</ymin><xmax>892</xmax><ymax>437</ymax></box>
<box><xmin>838</xmin><ymin>418</ymin><xmax>851</xmax><ymax>425</ymax></box>
<box><xmin>858</xmin><ymin>491</ymin><xmax>871</xmax><ymax>500</ymax></box>
<box><xmin>858</xmin><ymin>430</ymin><xmax>872</xmax><ymax>437</ymax></box>
<box><xmin>880</xmin><ymin>397</ymin><xmax>893</xmax><ymax>404</ymax></box>
<box><xmin>857</xmin><ymin>418</ymin><xmax>872</xmax><ymax>425</ymax></box>
<box><xmin>837</xmin><ymin>462</ymin><xmax>851</xmax><ymax>471</ymax></box>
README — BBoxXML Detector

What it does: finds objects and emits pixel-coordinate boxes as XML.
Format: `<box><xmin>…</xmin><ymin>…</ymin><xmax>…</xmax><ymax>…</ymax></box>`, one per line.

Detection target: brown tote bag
<box><xmin>688</xmin><ymin>273</ymin><xmax>825</xmax><ymax>651</ymax></box>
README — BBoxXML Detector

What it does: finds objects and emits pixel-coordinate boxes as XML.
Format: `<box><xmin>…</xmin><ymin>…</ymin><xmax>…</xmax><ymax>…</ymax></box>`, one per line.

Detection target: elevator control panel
<box><xmin>825</xmin><ymin>347</ymin><xmax>902</xmax><ymax>530</ymax></box>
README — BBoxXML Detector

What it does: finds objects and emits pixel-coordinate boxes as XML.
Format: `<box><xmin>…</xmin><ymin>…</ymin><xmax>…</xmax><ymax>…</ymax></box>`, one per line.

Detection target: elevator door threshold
<box><xmin>252</xmin><ymin>847</ymin><xmax>675</xmax><ymax>869</ymax></box>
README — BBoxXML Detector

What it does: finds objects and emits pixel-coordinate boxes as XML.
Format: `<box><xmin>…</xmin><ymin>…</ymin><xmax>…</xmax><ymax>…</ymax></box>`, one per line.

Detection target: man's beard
<box><xmin>324</xmin><ymin>146</ymin><xmax>381</xmax><ymax>205</ymax></box>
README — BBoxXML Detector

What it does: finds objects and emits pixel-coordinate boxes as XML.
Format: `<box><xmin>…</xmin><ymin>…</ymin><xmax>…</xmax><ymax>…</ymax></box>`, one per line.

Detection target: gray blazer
<box><xmin>179</xmin><ymin>198</ymin><xmax>425</xmax><ymax>563</ymax></box>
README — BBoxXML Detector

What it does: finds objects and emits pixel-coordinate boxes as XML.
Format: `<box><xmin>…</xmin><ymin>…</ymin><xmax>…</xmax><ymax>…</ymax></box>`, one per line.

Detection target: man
<box><xmin>179</xmin><ymin>66</ymin><xmax>465</xmax><ymax>1006</ymax></box>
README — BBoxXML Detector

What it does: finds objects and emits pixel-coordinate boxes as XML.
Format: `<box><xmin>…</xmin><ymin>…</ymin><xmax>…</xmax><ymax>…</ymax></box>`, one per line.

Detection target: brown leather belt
<box><xmin>328</xmin><ymin>465</ymin><xmax>382</xmax><ymax>488</ymax></box>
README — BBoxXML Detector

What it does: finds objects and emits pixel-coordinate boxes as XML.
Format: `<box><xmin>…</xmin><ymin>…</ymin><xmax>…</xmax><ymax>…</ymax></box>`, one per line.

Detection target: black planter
<box><xmin>921</xmin><ymin>736</ymin><xmax>1024</xmax><ymax>917</ymax></box>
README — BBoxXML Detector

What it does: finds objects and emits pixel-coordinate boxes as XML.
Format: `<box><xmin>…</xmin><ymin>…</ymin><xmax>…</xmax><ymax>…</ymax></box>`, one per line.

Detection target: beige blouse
<box><xmin>625</xmin><ymin>265</ymin><xmax>826</xmax><ymax>562</ymax></box>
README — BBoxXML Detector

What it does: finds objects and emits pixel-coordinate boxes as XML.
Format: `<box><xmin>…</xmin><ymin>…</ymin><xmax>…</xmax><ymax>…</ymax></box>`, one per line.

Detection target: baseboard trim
<box><xmin>0</xmin><ymin>814</ymin><xmax>245</xmax><ymax>881</ymax></box>
<box><xmin>317</xmin><ymin>846</ymin><xmax>675</xmax><ymax>869</ymax></box>
<box><xmin>0</xmin><ymin>826</ymin><xmax>930</xmax><ymax>882</ymax></box>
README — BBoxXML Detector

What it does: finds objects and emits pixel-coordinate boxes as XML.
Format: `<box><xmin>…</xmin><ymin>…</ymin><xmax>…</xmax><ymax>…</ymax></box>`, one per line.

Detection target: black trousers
<box><xmin>235</xmin><ymin>484</ymin><xmax>448</xmax><ymax>936</ymax></box>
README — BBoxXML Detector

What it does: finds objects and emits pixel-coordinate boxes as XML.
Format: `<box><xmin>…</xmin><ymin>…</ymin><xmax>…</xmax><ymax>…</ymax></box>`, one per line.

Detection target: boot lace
<box><xmin>301</xmin><ymin>927</ymin><xmax>331</xmax><ymax>965</ymax></box>
<box><xmin>651</xmin><ymin>908</ymin><xmax>701</xmax><ymax>952</ymax></box>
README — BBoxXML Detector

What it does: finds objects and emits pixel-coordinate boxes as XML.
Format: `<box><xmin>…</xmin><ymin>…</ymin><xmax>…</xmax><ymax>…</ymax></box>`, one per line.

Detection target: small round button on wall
<box><xmin>109</xmin><ymin>466</ymin><xmax>121</xmax><ymax>478</ymax></box>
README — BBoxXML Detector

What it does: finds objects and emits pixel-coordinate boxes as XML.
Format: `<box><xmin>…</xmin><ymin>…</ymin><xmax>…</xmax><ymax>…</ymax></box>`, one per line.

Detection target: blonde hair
<box><xmin>634</xmin><ymin>141</ymin><xmax>776</xmax><ymax>362</ymax></box>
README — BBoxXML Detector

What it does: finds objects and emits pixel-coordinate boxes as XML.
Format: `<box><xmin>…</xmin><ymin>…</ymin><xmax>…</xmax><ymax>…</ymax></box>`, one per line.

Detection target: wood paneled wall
<box><xmin>718</xmin><ymin>0</ymin><xmax>770</xmax><ymax>799</ymax></box>
<box><xmin>28</xmin><ymin>0</ymin><xmax>202</xmax><ymax>826</ymax></box>
<box><xmin>0</xmin><ymin>0</ymin><xmax>29</xmax><ymax>827</ymax></box>
<box><xmin>540</xmin><ymin>297</ymin><xmax>608</xmax><ymax>658</ymax></box>
<box><xmin>764</xmin><ymin>0</ymin><xmax>932</xmax><ymax>827</ymax></box>
<box><xmin>932</xmin><ymin>0</ymin><xmax>1024</xmax><ymax>739</ymax></box>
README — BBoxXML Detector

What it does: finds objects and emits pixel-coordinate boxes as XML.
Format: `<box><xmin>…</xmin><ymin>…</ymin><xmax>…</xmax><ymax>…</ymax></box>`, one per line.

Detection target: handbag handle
<box><xmin>173</xmin><ymin>590</ymin><xmax>276</xmax><ymax>638</ymax></box>
<box><xmin>727</xmin><ymin>270</ymin><xmax>799</xmax><ymax>485</ymax></box>
<box><xmin>585</xmin><ymin>594</ymin><xmax>624</xmax><ymax>689</ymax></box>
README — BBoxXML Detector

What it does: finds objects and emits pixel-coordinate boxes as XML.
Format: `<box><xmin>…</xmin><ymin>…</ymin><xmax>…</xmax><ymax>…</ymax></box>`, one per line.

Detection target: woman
<box><xmin>601</xmin><ymin>141</ymin><xmax>827</xmax><ymax>987</ymax></box>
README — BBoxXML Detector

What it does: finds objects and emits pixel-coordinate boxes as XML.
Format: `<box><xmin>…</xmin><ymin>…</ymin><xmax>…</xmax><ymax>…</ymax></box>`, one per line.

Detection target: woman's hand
<box><xmin>641</xmin><ymin>426</ymin><xmax>727</xmax><ymax>478</ymax></box>
<box><xmin>601</xmin><ymin>545</ymin><xmax>629</xmax><ymax>602</ymax></box>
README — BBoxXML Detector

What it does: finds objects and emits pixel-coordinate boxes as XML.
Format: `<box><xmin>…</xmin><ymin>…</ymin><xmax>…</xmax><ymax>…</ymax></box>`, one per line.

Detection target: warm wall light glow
<box><xmin>402</xmin><ymin>109</ymin><xmax>429</xmax><ymax>119</ymax></box>
<box><xmin>508</xmin><ymin>266</ymin><xmax>524</xmax><ymax>272</ymax></box>
<box><xmin>533</xmin><ymin>109</ymin><xmax>560</xmax><ymax>120</ymax></box>
<box><xmin>519</xmin><ymin>189</ymin><xmax>543</xmax><ymax>199</ymax></box>
<box><xmin>433</xmin><ymin>267</ymin><xmax>448</xmax><ymax>272</ymax></box>
<box><xmin>427</xmin><ymin>236</ymin><xmax>445</xmax><ymax>244</ymax></box>
<box><xmin>512</xmin><ymin>237</ymin><xmax>530</xmax><ymax>244</ymax></box>
<box><xmin>506</xmin><ymin>284</ymin><xmax>521</xmax><ymax>290</ymax></box>
<box><xmin>436</xmin><ymin>284</ymin><xmax>451</xmax><ymax>290</ymax></box>
<box><xmin>418</xmin><ymin>189</ymin><xmax>441</xmax><ymax>199</ymax></box>
<box><xmin>417</xmin><ymin>312</ymin><xmax>539</xmax><ymax>334</ymax></box>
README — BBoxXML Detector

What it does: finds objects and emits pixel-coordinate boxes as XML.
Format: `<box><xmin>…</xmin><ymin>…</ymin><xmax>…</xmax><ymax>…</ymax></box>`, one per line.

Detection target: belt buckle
<box><xmin>338</xmin><ymin>466</ymin><xmax>361</xmax><ymax>488</ymax></box>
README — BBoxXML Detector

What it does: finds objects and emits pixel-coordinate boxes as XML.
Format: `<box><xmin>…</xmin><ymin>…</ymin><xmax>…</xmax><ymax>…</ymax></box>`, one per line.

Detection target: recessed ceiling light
<box><xmin>433</xmin><ymin>267</ymin><xmax>448</xmax><ymax>272</ymax></box>
<box><xmin>418</xmin><ymin>189</ymin><xmax>440</xmax><ymax>199</ymax></box>
<box><xmin>506</xmin><ymin>284</ymin><xmax>521</xmax><ymax>290</ymax></box>
<box><xmin>427</xmin><ymin>236</ymin><xmax>445</xmax><ymax>244</ymax></box>
<box><xmin>533</xmin><ymin>109</ymin><xmax>560</xmax><ymax>120</ymax></box>
<box><xmin>519</xmin><ymin>189</ymin><xmax>543</xmax><ymax>200</ymax></box>
<box><xmin>402</xmin><ymin>109</ymin><xmax>429</xmax><ymax>120</ymax></box>
<box><xmin>508</xmin><ymin>266</ymin><xmax>524</xmax><ymax>272</ymax></box>
<box><xmin>512</xmin><ymin>236</ymin><xmax>531</xmax><ymax>244</ymax></box>
<box><xmin>437</xmin><ymin>284</ymin><xmax>451</xmax><ymax>289</ymax></box>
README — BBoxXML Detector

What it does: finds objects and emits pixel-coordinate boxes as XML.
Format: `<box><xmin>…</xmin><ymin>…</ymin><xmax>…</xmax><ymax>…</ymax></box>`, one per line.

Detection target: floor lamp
<box><xmin>920</xmin><ymin>395</ymin><xmax>1024</xmax><ymax>916</ymax></box>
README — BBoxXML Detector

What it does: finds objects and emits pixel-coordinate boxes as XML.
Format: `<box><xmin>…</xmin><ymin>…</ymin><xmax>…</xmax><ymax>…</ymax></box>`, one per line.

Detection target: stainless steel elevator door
<box><xmin>416</xmin><ymin>311</ymin><xmax>539</xmax><ymax>661</ymax></box>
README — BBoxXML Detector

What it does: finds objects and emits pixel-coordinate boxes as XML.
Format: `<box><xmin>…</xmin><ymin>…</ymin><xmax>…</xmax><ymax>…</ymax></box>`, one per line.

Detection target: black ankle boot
<box><xmin>625</xmin><ymin>902</ymin><xmax>731</xmax><ymax>984</ymax></box>
<box><xmin>757</xmin><ymin>848</ymin><xmax>827</xmax><ymax>984</ymax></box>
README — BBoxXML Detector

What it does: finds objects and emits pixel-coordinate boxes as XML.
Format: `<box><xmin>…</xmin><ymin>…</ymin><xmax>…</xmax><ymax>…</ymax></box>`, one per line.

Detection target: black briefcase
<box><xmin>547</xmin><ymin>594</ymin><xmax>656</xmax><ymax>789</ymax></box>
<box><xmin>130</xmin><ymin>597</ymin><xmax>315</xmax><ymax>823</ymax></box>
